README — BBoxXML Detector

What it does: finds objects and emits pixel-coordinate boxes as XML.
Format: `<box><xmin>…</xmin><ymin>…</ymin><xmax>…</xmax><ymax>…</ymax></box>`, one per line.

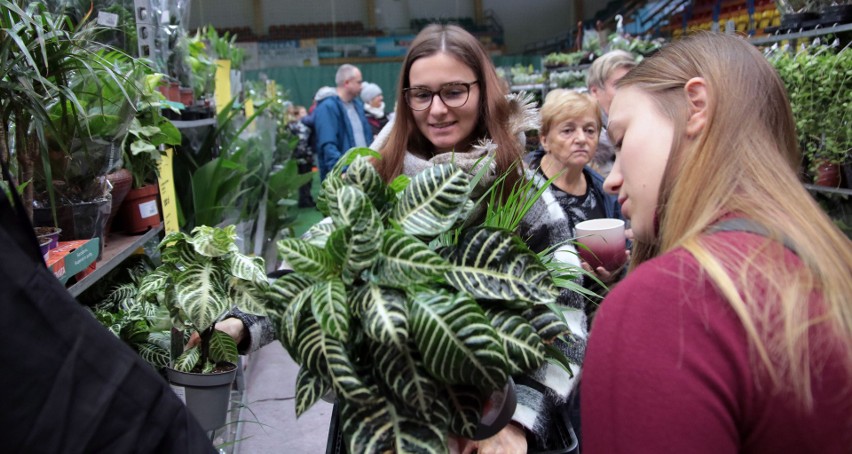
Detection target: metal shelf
<box><xmin>750</xmin><ymin>22</ymin><xmax>852</xmax><ymax>46</ymax></box>
<box><xmin>67</xmin><ymin>223</ymin><xmax>164</xmax><ymax>297</ymax></box>
<box><xmin>171</xmin><ymin>118</ymin><xmax>217</xmax><ymax>129</ymax></box>
<box><xmin>804</xmin><ymin>183</ymin><xmax>852</xmax><ymax>197</ymax></box>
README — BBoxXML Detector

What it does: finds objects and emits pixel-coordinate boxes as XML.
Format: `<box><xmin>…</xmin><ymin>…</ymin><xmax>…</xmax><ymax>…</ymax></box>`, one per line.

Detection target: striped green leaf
<box><xmin>371</xmin><ymin>230</ymin><xmax>451</xmax><ymax>287</ymax></box>
<box><xmin>209</xmin><ymin>329</ymin><xmax>239</xmax><ymax>364</ymax></box>
<box><xmin>445</xmin><ymin>227</ymin><xmax>556</xmax><ymax>304</ymax></box>
<box><xmin>311</xmin><ymin>279</ymin><xmax>350</xmax><ymax>342</ymax></box>
<box><xmin>345</xmin><ymin>155</ymin><xmax>388</xmax><ymax>211</ymax></box>
<box><xmin>295</xmin><ymin>316</ymin><xmax>370</xmax><ymax>402</ymax></box>
<box><xmin>189</xmin><ymin>225</ymin><xmax>239</xmax><ymax>257</ymax></box>
<box><xmin>137</xmin><ymin>268</ymin><xmax>170</xmax><ymax>302</ymax></box>
<box><xmin>390</xmin><ymin>163</ymin><xmax>471</xmax><ymax>237</ymax></box>
<box><xmin>280</xmin><ymin>285</ymin><xmax>314</xmax><ymax>361</ymax></box>
<box><xmin>265</xmin><ymin>272</ymin><xmax>314</xmax><ymax>314</ymax></box>
<box><xmin>409</xmin><ymin>290</ymin><xmax>508</xmax><ymax>390</ymax></box>
<box><xmin>304</xmin><ymin>221</ymin><xmax>335</xmax><ymax>248</ymax></box>
<box><xmin>372</xmin><ymin>339</ymin><xmax>440</xmax><ymax>417</ymax></box>
<box><xmin>294</xmin><ymin>314</ymin><xmax>328</xmax><ymax>378</ymax></box>
<box><xmin>174</xmin><ymin>346</ymin><xmax>200</xmax><ymax>372</ymax></box>
<box><xmin>325</xmin><ymin>186</ymin><xmax>382</xmax><ymax>282</ymax></box>
<box><xmin>316</xmin><ymin>172</ymin><xmax>345</xmax><ymax>217</ymax></box>
<box><xmin>229</xmin><ymin>253</ymin><xmax>266</xmax><ymax>284</ymax></box>
<box><xmin>522</xmin><ymin>305</ymin><xmax>572</xmax><ymax>343</ymax></box>
<box><xmin>277</xmin><ymin>238</ymin><xmax>336</xmax><ymax>278</ymax></box>
<box><xmin>295</xmin><ymin>367</ymin><xmax>330</xmax><ymax>417</ymax></box>
<box><xmin>138</xmin><ymin>342</ymin><xmax>169</xmax><ymax>369</ymax></box>
<box><xmin>157</xmin><ymin>231</ymin><xmax>190</xmax><ymax>264</ymax></box>
<box><xmin>174</xmin><ymin>261</ymin><xmax>229</xmax><ymax>330</ymax></box>
<box><xmin>341</xmin><ymin>396</ymin><xmax>447</xmax><ymax>454</ymax></box>
<box><xmin>445</xmin><ymin>385</ymin><xmax>484</xmax><ymax>438</ymax></box>
<box><xmin>351</xmin><ymin>284</ymin><xmax>409</xmax><ymax>348</ymax></box>
<box><xmin>229</xmin><ymin>280</ymin><xmax>268</xmax><ymax>317</ymax></box>
<box><xmin>484</xmin><ymin>307</ymin><xmax>545</xmax><ymax>375</ymax></box>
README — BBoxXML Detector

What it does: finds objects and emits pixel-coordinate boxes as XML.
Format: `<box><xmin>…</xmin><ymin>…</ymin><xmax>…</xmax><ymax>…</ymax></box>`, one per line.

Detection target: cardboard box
<box><xmin>46</xmin><ymin>238</ymin><xmax>99</xmax><ymax>284</ymax></box>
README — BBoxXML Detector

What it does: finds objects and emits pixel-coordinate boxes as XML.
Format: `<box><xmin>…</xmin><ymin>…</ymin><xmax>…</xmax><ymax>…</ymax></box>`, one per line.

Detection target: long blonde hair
<box><xmin>620</xmin><ymin>33</ymin><xmax>852</xmax><ymax>408</ymax></box>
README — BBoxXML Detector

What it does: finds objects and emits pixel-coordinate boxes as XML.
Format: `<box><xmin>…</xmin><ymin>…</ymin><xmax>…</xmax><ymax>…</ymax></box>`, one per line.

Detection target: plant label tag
<box><xmin>170</xmin><ymin>384</ymin><xmax>186</xmax><ymax>404</ymax></box>
<box><xmin>138</xmin><ymin>200</ymin><xmax>159</xmax><ymax>219</ymax></box>
<box><xmin>97</xmin><ymin>11</ymin><xmax>119</xmax><ymax>28</ymax></box>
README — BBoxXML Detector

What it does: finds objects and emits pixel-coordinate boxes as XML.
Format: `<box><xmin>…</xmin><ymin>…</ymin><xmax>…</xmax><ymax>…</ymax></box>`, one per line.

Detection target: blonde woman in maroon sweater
<box><xmin>581</xmin><ymin>33</ymin><xmax>852</xmax><ymax>453</ymax></box>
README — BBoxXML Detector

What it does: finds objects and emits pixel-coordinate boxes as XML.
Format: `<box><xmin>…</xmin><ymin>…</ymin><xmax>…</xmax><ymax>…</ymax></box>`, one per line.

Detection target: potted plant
<box><xmin>136</xmin><ymin>224</ymin><xmax>268</xmax><ymax>432</ymax></box>
<box><xmin>265</xmin><ymin>153</ymin><xmax>579</xmax><ymax>452</ymax></box>
<box><xmin>117</xmin><ymin>71</ymin><xmax>182</xmax><ymax>233</ymax></box>
<box><xmin>770</xmin><ymin>43</ymin><xmax>851</xmax><ymax>186</ymax></box>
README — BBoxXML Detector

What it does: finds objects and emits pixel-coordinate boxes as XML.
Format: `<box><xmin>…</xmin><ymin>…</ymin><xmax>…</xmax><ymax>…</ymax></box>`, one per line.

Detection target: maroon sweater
<box><xmin>582</xmin><ymin>231</ymin><xmax>852</xmax><ymax>453</ymax></box>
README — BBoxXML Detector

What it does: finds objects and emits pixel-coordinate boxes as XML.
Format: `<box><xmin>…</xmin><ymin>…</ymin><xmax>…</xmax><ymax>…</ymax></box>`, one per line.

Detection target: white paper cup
<box><xmin>575</xmin><ymin>218</ymin><xmax>627</xmax><ymax>270</ymax></box>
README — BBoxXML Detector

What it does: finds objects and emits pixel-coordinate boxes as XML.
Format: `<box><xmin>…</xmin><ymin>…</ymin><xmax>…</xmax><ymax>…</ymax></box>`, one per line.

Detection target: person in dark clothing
<box><xmin>360</xmin><ymin>81</ymin><xmax>389</xmax><ymax>140</ymax></box>
<box><xmin>286</xmin><ymin>105</ymin><xmax>315</xmax><ymax>208</ymax></box>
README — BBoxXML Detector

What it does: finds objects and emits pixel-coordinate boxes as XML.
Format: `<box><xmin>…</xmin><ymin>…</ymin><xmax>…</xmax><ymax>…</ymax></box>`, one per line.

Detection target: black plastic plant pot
<box><xmin>167</xmin><ymin>363</ymin><xmax>237</xmax><ymax>432</ymax></box>
<box><xmin>33</xmin><ymin>197</ymin><xmax>111</xmax><ymax>260</ymax></box>
<box><xmin>471</xmin><ymin>377</ymin><xmax>517</xmax><ymax>440</ymax></box>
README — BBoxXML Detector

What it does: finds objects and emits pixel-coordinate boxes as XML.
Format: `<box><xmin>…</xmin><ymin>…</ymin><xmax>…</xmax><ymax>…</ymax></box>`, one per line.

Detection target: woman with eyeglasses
<box><xmin>371</xmin><ymin>23</ymin><xmax>587</xmax><ymax>454</ymax></box>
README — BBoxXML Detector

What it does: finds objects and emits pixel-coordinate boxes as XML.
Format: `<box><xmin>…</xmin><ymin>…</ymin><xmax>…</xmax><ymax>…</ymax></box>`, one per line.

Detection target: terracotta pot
<box><xmin>179</xmin><ymin>87</ymin><xmax>193</xmax><ymax>107</ymax></box>
<box><xmin>105</xmin><ymin>168</ymin><xmax>133</xmax><ymax>239</ymax></box>
<box><xmin>118</xmin><ymin>183</ymin><xmax>161</xmax><ymax>234</ymax></box>
<box><xmin>814</xmin><ymin>161</ymin><xmax>841</xmax><ymax>187</ymax></box>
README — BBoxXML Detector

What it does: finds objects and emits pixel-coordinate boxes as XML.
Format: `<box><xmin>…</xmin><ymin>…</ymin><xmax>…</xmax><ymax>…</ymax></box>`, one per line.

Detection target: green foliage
<box><xmin>770</xmin><ymin>44</ymin><xmax>851</xmax><ymax>178</ymax></box>
<box><xmin>136</xmin><ymin>225</ymin><xmax>268</xmax><ymax>373</ymax></box>
<box><xmin>265</xmin><ymin>153</ymin><xmax>581</xmax><ymax>453</ymax></box>
<box><xmin>202</xmin><ymin>25</ymin><xmax>247</xmax><ymax>70</ymax></box>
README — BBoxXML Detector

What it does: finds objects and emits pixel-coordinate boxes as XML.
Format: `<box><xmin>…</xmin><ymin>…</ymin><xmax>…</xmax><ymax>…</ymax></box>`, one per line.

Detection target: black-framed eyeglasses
<box><xmin>403</xmin><ymin>81</ymin><xmax>478</xmax><ymax>111</ymax></box>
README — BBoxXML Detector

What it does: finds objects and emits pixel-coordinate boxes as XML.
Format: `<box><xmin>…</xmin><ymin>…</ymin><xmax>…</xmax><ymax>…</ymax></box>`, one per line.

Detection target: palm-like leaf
<box><xmin>445</xmin><ymin>227</ymin><xmax>556</xmax><ymax>304</ymax></box>
<box><xmin>295</xmin><ymin>367</ymin><xmax>331</xmax><ymax>417</ymax></box>
<box><xmin>409</xmin><ymin>290</ymin><xmax>508</xmax><ymax>390</ymax></box>
<box><xmin>390</xmin><ymin>163</ymin><xmax>471</xmax><ymax>237</ymax></box>
<box><xmin>311</xmin><ymin>279</ymin><xmax>349</xmax><ymax>342</ymax></box>
<box><xmin>371</xmin><ymin>229</ymin><xmax>451</xmax><ymax>287</ymax></box>
<box><xmin>341</xmin><ymin>397</ymin><xmax>448</xmax><ymax>454</ymax></box>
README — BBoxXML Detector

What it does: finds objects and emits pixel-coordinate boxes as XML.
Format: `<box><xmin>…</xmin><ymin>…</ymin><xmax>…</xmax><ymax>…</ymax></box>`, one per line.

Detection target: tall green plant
<box><xmin>265</xmin><ymin>152</ymin><xmax>580</xmax><ymax>453</ymax></box>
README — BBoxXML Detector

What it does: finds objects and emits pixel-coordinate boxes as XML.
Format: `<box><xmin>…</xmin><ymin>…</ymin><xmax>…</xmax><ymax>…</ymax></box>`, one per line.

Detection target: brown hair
<box><xmin>619</xmin><ymin>32</ymin><xmax>852</xmax><ymax>408</ymax></box>
<box><xmin>374</xmin><ymin>24</ymin><xmax>522</xmax><ymax>194</ymax></box>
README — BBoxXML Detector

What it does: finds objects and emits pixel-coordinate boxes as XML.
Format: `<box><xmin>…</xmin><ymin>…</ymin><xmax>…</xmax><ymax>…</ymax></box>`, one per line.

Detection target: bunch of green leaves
<box><xmin>542</xmin><ymin>51</ymin><xmax>585</xmax><ymax>68</ymax></box>
<box><xmin>124</xmin><ymin>71</ymin><xmax>182</xmax><ymax>188</ymax></box>
<box><xmin>265</xmin><ymin>150</ymin><xmax>579</xmax><ymax>453</ymax></box>
<box><xmin>185</xmin><ymin>30</ymin><xmax>217</xmax><ymax>99</ymax></box>
<box><xmin>202</xmin><ymin>25</ymin><xmax>246</xmax><ymax>70</ymax></box>
<box><xmin>770</xmin><ymin>43</ymin><xmax>851</xmax><ymax>176</ymax></box>
<box><xmin>136</xmin><ymin>225</ymin><xmax>268</xmax><ymax>373</ymax></box>
<box><xmin>92</xmin><ymin>256</ymin><xmax>171</xmax><ymax>370</ymax></box>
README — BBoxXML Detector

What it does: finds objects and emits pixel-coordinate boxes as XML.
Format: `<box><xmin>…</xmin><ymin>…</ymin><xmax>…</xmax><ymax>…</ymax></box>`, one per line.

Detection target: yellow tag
<box><xmin>266</xmin><ymin>80</ymin><xmax>276</xmax><ymax>100</ymax></box>
<box><xmin>157</xmin><ymin>147</ymin><xmax>180</xmax><ymax>234</ymax></box>
<box><xmin>245</xmin><ymin>98</ymin><xmax>256</xmax><ymax>132</ymax></box>
<box><xmin>215</xmin><ymin>59</ymin><xmax>232</xmax><ymax>114</ymax></box>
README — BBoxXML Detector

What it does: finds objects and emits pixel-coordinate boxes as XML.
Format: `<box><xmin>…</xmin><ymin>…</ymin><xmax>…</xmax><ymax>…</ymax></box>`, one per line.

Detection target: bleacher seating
<box><xmin>265</xmin><ymin>21</ymin><xmax>382</xmax><ymax>41</ymax></box>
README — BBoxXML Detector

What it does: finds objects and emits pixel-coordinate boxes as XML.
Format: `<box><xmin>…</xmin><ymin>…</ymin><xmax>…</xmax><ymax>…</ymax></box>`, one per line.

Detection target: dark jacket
<box><xmin>311</xmin><ymin>95</ymin><xmax>373</xmax><ymax>179</ymax></box>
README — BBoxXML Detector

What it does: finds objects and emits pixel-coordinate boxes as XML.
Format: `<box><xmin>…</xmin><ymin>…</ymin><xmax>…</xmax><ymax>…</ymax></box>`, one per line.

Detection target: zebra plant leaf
<box><xmin>523</xmin><ymin>305</ymin><xmax>572</xmax><ymax>343</ymax></box>
<box><xmin>174</xmin><ymin>261</ymin><xmax>229</xmax><ymax>331</ymax></box>
<box><xmin>326</xmin><ymin>186</ymin><xmax>383</xmax><ymax>282</ymax></box>
<box><xmin>295</xmin><ymin>315</ymin><xmax>371</xmax><ymax>402</ymax></box>
<box><xmin>280</xmin><ymin>284</ymin><xmax>314</xmax><ymax>361</ymax></box>
<box><xmin>174</xmin><ymin>346</ymin><xmax>201</xmax><ymax>372</ymax></box>
<box><xmin>445</xmin><ymin>227</ymin><xmax>556</xmax><ymax>304</ymax></box>
<box><xmin>311</xmin><ymin>279</ymin><xmax>350</xmax><ymax>342</ymax></box>
<box><xmin>484</xmin><ymin>307</ymin><xmax>545</xmax><ymax>375</ymax></box>
<box><xmin>316</xmin><ymin>172</ymin><xmax>345</xmax><ymax>217</ymax></box>
<box><xmin>341</xmin><ymin>397</ymin><xmax>448</xmax><ymax>454</ymax></box>
<box><xmin>138</xmin><ymin>342</ymin><xmax>170</xmax><ymax>369</ymax></box>
<box><xmin>371</xmin><ymin>230</ymin><xmax>451</xmax><ymax>287</ymax></box>
<box><xmin>294</xmin><ymin>313</ymin><xmax>329</xmax><ymax>378</ymax></box>
<box><xmin>304</xmin><ymin>221</ymin><xmax>335</xmax><ymax>248</ymax></box>
<box><xmin>445</xmin><ymin>385</ymin><xmax>485</xmax><ymax>438</ymax></box>
<box><xmin>158</xmin><ymin>231</ymin><xmax>190</xmax><ymax>264</ymax></box>
<box><xmin>137</xmin><ymin>268</ymin><xmax>170</xmax><ymax>302</ymax></box>
<box><xmin>229</xmin><ymin>280</ymin><xmax>268</xmax><ymax>317</ymax></box>
<box><xmin>390</xmin><ymin>163</ymin><xmax>471</xmax><ymax>237</ymax></box>
<box><xmin>189</xmin><ymin>225</ymin><xmax>239</xmax><ymax>257</ymax></box>
<box><xmin>295</xmin><ymin>367</ymin><xmax>331</xmax><ymax>417</ymax></box>
<box><xmin>345</xmin><ymin>155</ymin><xmax>389</xmax><ymax>211</ymax></box>
<box><xmin>266</xmin><ymin>272</ymin><xmax>314</xmax><ymax>314</ymax></box>
<box><xmin>209</xmin><ymin>329</ymin><xmax>239</xmax><ymax>364</ymax></box>
<box><xmin>372</xmin><ymin>339</ymin><xmax>440</xmax><ymax>417</ymax></box>
<box><xmin>278</xmin><ymin>238</ymin><xmax>336</xmax><ymax>279</ymax></box>
<box><xmin>229</xmin><ymin>253</ymin><xmax>267</xmax><ymax>283</ymax></box>
<box><xmin>351</xmin><ymin>284</ymin><xmax>409</xmax><ymax>347</ymax></box>
<box><xmin>409</xmin><ymin>290</ymin><xmax>508</xmax><ymax>390</ymax></box>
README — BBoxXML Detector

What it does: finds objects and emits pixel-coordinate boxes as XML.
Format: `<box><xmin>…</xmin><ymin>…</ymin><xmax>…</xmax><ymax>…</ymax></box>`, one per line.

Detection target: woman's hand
<box><xmin>454</xmin><ymin>423</ymin><xmax>527</xmax><ymax>454</ymax></box>
<box><xmin>581</xmin><ymin>248</ymin><xmax>630</xmax><ymax>285</ymax></box>
<box><xmin>185</xmin><ymin>317</ymin><xmax>246</xmax><ymax>350</ymax></box>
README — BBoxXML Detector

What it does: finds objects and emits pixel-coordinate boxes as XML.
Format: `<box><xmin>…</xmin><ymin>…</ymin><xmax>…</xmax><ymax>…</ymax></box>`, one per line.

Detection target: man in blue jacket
<box><xmin>312</xmin><ymin>64</ymin><xmax>373</xmax><ymax>179</ymax></box>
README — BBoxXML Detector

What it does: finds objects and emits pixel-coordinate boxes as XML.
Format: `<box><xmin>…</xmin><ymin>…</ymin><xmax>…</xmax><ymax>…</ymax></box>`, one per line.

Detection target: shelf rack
<box><xmin>749</xmin><ymin>22</ymin><xmax>852</xmax><ymax>46</ymax></box>
<box><xmin>67</xmin><ymin>223</ymin><xmax>164</xmax><ymax>297</ymax></box>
